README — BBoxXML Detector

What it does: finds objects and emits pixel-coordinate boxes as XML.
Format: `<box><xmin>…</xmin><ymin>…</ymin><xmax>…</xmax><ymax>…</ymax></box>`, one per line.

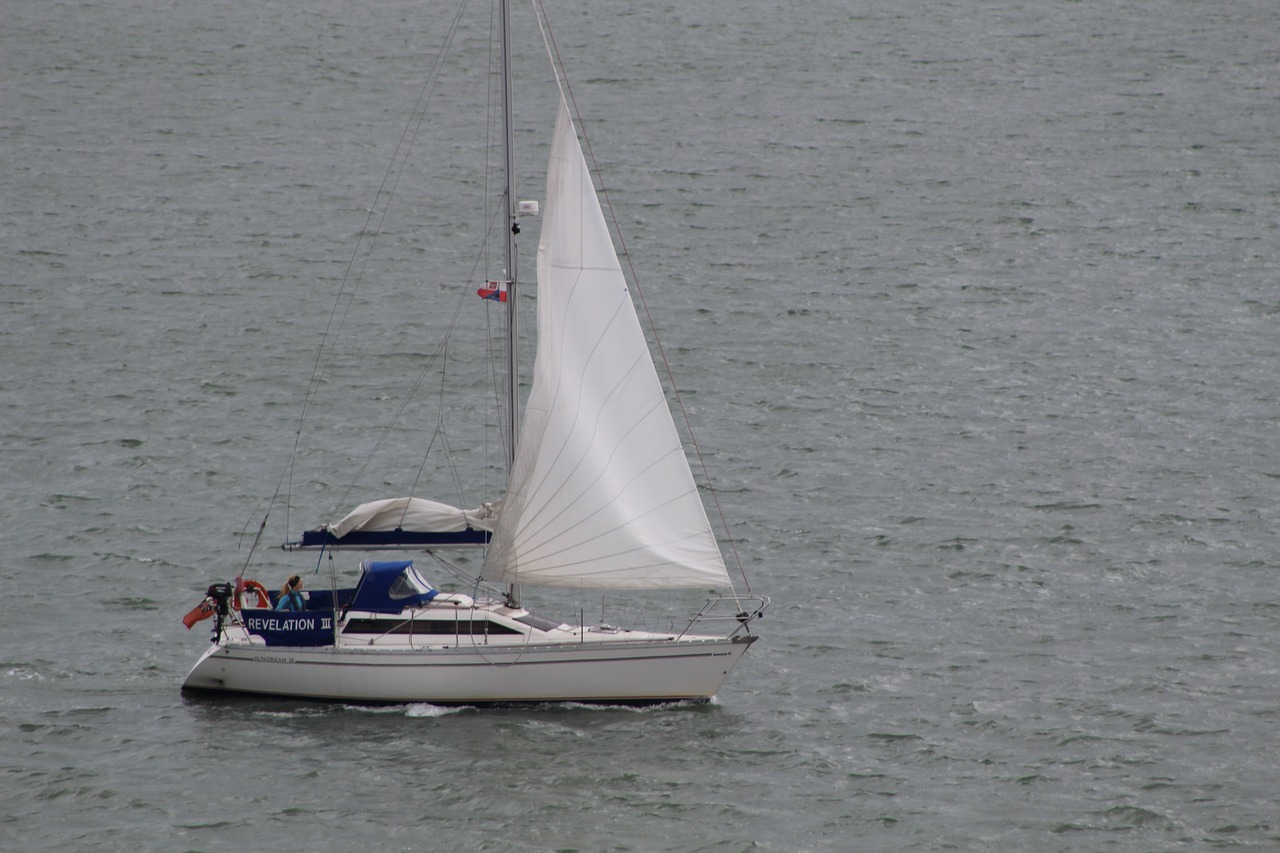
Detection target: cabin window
<box><xmin>387</xmin><ymin>566</ymin><xmax>435</xmax><ymax>600</ymax></box>
<box><xmin>343</xmin><ymin>618</ymin><xmax>521</xmax><ymax>636</ymax></box>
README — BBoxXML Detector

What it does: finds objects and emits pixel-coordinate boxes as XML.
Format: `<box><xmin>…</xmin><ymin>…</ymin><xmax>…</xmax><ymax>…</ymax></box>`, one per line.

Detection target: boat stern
<box><xmin>181</xmin><ymin>643</ymin><xmax>229</xmax><ymax>693</ymax></box>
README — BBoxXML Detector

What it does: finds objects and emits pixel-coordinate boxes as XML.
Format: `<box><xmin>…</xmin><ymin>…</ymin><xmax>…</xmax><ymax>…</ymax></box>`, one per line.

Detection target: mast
<box><xmin>499</xmin><ymin>0</ymin><xmax>521</xmax><ymax>608</ymax></box>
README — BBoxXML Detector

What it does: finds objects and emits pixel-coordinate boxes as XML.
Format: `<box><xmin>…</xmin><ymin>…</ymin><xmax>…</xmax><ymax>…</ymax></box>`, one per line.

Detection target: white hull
<box><xmin>182</xmin><ymin>635</ymin><xmax>755</xmax><ymax>705</ymax></box>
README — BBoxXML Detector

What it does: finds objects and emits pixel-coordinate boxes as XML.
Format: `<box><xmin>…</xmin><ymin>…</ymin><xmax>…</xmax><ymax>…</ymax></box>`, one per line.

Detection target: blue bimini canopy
<box><xmin>349</xmin><ymin>560</ymin><xmax>439</xmax><ymax>613</ymax></box>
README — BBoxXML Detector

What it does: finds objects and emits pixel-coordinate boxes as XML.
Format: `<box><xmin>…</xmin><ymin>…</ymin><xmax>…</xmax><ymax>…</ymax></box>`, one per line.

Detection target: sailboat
<box><xmin>180</xmin><ymin>0</ymin><xmax>767</xmax><ymax>705</ymax></box>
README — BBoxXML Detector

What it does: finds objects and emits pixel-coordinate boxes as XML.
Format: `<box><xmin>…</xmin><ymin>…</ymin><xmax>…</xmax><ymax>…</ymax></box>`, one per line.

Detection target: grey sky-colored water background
<box><xmin>3</xmin><ymin>0</ymin><xmax>1280</xmax><ymax>850</ymax></box>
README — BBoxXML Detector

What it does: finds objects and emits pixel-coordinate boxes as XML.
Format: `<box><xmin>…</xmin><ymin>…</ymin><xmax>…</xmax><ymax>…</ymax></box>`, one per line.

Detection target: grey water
<box><xmin>3</xmin><ymin>0</ymin><xmax>1279</xmax><ymax>850</ymax></box>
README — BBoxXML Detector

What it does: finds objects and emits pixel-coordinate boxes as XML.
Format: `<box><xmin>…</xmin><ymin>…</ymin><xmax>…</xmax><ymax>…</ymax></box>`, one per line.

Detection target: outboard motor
<box><xmin>206</xmin><ymin>582</ymin><xmax>233</xmax><ymax>639</ymax></box>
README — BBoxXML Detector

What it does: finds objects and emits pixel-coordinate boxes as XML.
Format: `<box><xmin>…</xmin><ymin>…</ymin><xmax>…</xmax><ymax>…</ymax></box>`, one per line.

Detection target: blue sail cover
<box><xmin>298</xmin><ymin>528</ymin><xmax>490</xmax><ymax>548</ymax></box>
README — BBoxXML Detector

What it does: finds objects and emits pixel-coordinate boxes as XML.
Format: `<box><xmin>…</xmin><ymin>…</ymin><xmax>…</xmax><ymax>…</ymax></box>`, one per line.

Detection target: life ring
<box><xmin>235</xmin><ymin>579</ymin><xmax>272</xmax><ymax>610</ymax></box>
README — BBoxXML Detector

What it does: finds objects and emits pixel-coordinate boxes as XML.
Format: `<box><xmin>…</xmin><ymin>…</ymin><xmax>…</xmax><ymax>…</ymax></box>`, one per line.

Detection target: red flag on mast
<box><xmin>477</xmin><ymin>281</ymin><xmax>508</xmax><ymax>302</ymax></box>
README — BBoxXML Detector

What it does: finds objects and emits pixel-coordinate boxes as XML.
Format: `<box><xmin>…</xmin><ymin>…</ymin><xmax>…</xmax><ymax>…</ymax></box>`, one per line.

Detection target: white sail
<box><xmin>482</xmin><ymin>99</ymin><xmax>731</xmax><ymax>591</ymax></box>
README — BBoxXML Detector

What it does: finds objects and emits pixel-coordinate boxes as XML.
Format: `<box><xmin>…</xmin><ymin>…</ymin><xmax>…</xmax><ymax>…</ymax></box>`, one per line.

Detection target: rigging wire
<box><xmin>281</xmin><ymin>0</ymin><xmax>519</xmax><ymax>537</ymax></box>
<box><xmin>276</xmin><ymin>0</ymin><xmax>472</xmax><ymax>541</ymax></box>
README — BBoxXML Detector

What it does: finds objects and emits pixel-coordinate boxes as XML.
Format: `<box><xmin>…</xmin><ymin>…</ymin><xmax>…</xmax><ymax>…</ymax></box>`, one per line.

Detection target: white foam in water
<box><xmin>404</xmin><ymin>703</ymin><xmax>467</xmax><ymax>718</ymax></box>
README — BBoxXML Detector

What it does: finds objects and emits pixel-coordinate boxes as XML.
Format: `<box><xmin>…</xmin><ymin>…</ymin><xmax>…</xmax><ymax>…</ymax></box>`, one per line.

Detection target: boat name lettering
<box><xmin>246</xmin><ymin>616</ymin><xmax>325</xmax><ymax>632</ymax></box>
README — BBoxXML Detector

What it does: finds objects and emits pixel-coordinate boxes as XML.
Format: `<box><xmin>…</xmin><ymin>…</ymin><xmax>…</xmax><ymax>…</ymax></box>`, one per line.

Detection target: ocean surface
<box><xmin>3</xmin><ymin>0</ymin><xmax>1279</xmax><ymax>850</ymax></box>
